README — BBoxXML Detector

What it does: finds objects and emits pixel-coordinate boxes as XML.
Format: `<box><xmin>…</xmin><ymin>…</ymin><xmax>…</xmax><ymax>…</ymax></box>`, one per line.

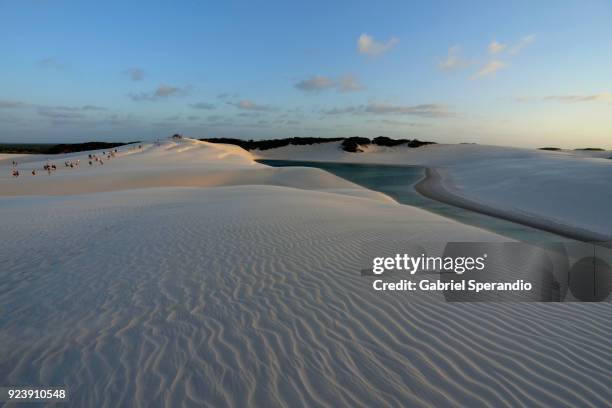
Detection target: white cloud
<box><xmin>440</xmin><ymin>46</ymin><xmax>471</xmax><ymax>70</ymax></box>
<box><xmin>509</xmin><ymin>34</ymin><xmax>536</xmax><ymax>55</ymax></box>
<box><xmin>471</xmin><ymin>60</ymin><xmax>508</xmax><ymax>79</ymax></box>
<box><xmin>357</xmin><ymin>33</ymin><xmax>399</xmax><ymax>56</ymax></box>
<box><xmin>447</xmin><ymin>34</ymin><xmax>535</xmax><ymax>80</ymax></box>
<box><xmin>488</xmin><ymin>40</ymin><xmax>506</xmax><ymax>55</ymax></box>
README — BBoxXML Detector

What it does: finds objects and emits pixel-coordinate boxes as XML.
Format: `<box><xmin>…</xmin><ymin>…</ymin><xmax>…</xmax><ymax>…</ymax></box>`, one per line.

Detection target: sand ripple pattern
<box><xmin>1</xmin><ymin>186</ymin><xmax>611</xmax><ymax>407</ymax></box>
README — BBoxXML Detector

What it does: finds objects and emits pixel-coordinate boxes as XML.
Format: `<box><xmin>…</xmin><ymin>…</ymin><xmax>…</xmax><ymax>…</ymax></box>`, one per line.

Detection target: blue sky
<box><xmin>1</xmin><ymin>0</ymin><xmax>611</xmax><ymax>148</ymax></box>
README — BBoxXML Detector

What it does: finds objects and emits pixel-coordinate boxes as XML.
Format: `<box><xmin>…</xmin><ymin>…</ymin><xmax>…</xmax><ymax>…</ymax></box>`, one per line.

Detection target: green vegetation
<box><xmin>341</xmin><ymin>137</ymin><xmax>371</xmax><ymax>152</ymax></box>
<box><xmin>202</xmin><ymin>136</ymin><xmax>435</xmax><ymax>153</ymax></box>
<box><xmin>575</xmin><ymin>147</ymin><xmax>605</xmax><ymax>151</ymax></box>
<box><xmin>201</xmin><ymin>137</ymin><xmax>344</xmax><ymax>151</ymax></box>
<box><xmin>0</xmin><ymin>141</ymin><xmax>139</xmax><ymax>155</ymax></box>
<box><xmin>0</xmin><ymin>143</ymin><xmax>56</xmax><ymax>154</ymax></box>
<box><xmin>539</xmin><ymin>147</ymin><xmax>562</xmax><ymax>151</ymax></box>
<box><xmin>372</xmin><ymin>136</ymin><xmax>435</xmax><ymax>148</ymax></box>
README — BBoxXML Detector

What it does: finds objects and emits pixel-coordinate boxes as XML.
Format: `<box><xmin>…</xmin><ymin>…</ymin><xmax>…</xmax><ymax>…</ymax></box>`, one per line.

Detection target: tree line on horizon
<box><xmin>200</xmin><ymin>136</ymin><xmax>436</xmax><ymax>153</ymax></box>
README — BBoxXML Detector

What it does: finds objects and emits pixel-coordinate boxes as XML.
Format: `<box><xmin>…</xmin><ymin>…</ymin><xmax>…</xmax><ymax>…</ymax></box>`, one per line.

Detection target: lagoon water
<box><xmin>258</xmin><ymin>160</ymin><xmax>572</xmax><ymax>244</ymax></box>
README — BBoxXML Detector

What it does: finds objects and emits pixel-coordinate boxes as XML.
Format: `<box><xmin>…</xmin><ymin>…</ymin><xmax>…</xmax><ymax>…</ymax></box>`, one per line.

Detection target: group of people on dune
<box><xmin>87</xmin><ymin>150</ymin><xmax>115</xmax><ymax>166</ymax></box>
<box><xmin>9</xmin><ymin>146</ymin><xmax>137</xmax><ymax>178</ymax></box>
<box><xmin>10</xmin><ymin>161</ymin><xmax>20</xmax><ymax>177</ymax></box>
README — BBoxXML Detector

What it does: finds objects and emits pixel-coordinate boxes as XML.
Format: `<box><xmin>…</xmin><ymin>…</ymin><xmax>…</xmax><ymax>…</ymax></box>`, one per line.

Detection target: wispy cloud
<box><xmin>294</xmin><ymin>74</ymin><xmax>365</xmax><ymax>93</ymax></box>
<box><xmin>471</xmin><ymin>60</ymin><xmax>508</xmax><ymax>79</ymax></box>
<box><xmin>45</xmin><ymin>113</ymin><xmax>140</xmax><ymax>128</ymax></box>
<box><xmin>0</xmin><ymin>100</ymin><xmax>140</xmax><ymax>130</ymax></box>
<box><xmin>191</xmin><ymin>102</ymin><xmax>216</xmax><ymax>109</ymax></box>
<box><xmin>488</xmin><ymin>40</ymin><xmax>506</xmax><ymax>55</ymax></box>
<box><xmin>229</xmin><ymin>99</ymin><xmax>271</xmax><ymax>111</ymax></box>
<box><xmin>237</xmin><ymin>111</ymin><xmax>263</xmax><ymax>118</ymax></box>
<box><xmin>450</xmin><ymin>34</ymin><xmax>535</xmax><ymax>80</ymax></box>
<box><xmin>543</xmin><ymin>93</ymin><xmax>609</xmax><ymax>102</ymax></box>
<box><xmin>321</xmin><ymin>102</ymin><xmax>453</xmax><ymax>118</ymax></box>
<box><xmin>0</xmin><ymin>100</ymin><xmax>107</xmax><ymax>112</ymax></box>
<box><xmin>321</xmin><ymin>106</ymin><xmax>359</xmax><ymax>115</ymax></box>
<box><xmin>295</xmin><ymin>75</ymin><xmax>336</xmax><ymax>91</ymax></box>
<box><xmin>0</xmin><ymin>100</ymin><xmax>28</xmax><ymax>109</ymax></box>
<box><xmin>339</xmin><ymin>75</ymin><xmax>365</xmax><ymax>92</ymax></box>
<box><xmin>155</xmin><ymin>85</ymin><xmax>188</xmax><ymax>98</ymax></box>
<box><xmin>37</xmin><ymin>107</ymin><xmax>86</xmax><ymax>119</ymax></box>
<box><xmin>440</xmin><ymin>46</ymin><xmax>471</xmax><ymax>70</ymax></box>
<box><xmin>123</xmin><ymin>67</ymin><xmax>145</xmax><ymax>81</ymax></box>
<box><xmin>217</xmin><ymin>92</ymin><xmax>239</xmax><ymax>99</ymax></box>
<box><xmin>35</xmin><ymin>105</ymin><xmax>107</xmax><ymax>120</ymax></box>
<box><xmin>365</xmin><ymin>102</ymin><xmax>453</xmax><ymax>117</ymax></box>
<box><xmin>516</xmin><ymin>93</ymin><xmax>611</xmax><ymax>103</ymax></box>
<box><xmin>129</xmin><ymin>84</ymin><xmax>191</xmax><ymax>101</ymax></box>
<box><xmin>509</xmin><ymin>34</ymin><xmax>536</xmax><ymax>55</ymax></box>
<box><xmin>37</xmin><ymin>57</ymin><xmax>65</xmax><ymax>69</ymax></box>
<box><xmin>81</xmin><ymin>105</ymin><xmax>108</xmax><ymax>111</ymax></box>
<box><xmin>370</xmin><ymin>119</ymin><xmax>427</xmax><ymax>127</ymax></box>
<box><xmin>357</xmin><ymin>33</ymin><xmax>399</xmax><ymax>56</ymax></box>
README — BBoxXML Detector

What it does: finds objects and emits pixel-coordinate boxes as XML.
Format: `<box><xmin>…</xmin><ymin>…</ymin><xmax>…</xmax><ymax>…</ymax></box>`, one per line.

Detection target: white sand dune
<box><xmin>1</xmin><ymin>138</ymin><xmax>611</xmax><ymax>407</ymax></box>
<box><xmin>255</xmin><ymin>142</ymin><xmax>612</xmax><ymax>240</ymax></box>
<box><xmin>0</xmin><ymin>140</ymin><xmax>390</xmax><ymax>202</ymax></box>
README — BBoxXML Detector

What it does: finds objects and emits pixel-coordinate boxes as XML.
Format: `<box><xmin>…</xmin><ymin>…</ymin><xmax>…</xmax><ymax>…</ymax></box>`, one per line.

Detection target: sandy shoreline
<box><xmin>414</xmin><ymin>167</ymin><xmax>611</xmax><ymax>243</ymax></box>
